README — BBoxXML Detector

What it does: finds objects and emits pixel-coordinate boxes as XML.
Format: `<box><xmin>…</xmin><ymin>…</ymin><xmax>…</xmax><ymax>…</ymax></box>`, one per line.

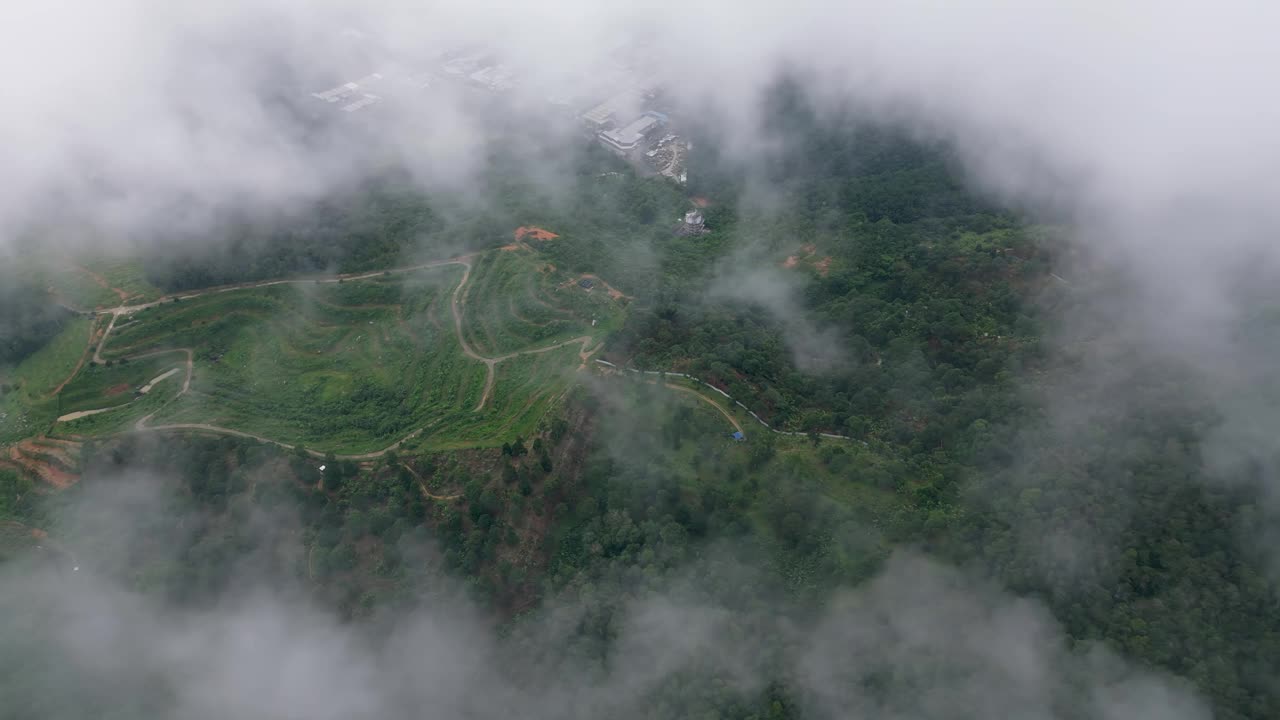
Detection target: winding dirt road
<box><xmin>65</xmin><ymin>252</ymin><xmax>606</xmax><ymax>459</ymax></box>
<box><xmin>660</xmin><ymin>382</ymin><xmax>744</xmax><ymax>434</ymax></box>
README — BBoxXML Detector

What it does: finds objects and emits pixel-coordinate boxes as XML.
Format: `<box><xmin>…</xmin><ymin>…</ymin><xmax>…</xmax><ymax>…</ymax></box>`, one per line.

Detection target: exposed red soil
<box><xmin>691</xmin><ymin>196</ymin><xmax>711</xmax><ymax>208</ymax></box>
<box><xmin>782</xmin><ymin>246</ymin><xmax>830</xmax><ymax>276</ymax></box>
<box><xmin>7</xmin><ymin>444</ymin><xmax>77</xmax><ymax>489</ymax></box>
<box><xmin>12</xmin><ymin>437</ymin><xmax>81</xmax><ymax>478</ymax></box>
<box><xmin>104</xmin><ymin>382</ymin><xmax>131</xmax><ymax>397</ymax></box>
<box><xmin>498</xmin><ymin>243</ymin><xmax>524</xmax><ymax>252</ymax></box>
<box><xmin>26</xmin><ymin>440</ymin><xmax>77</xmax><ymax>467</ymax></box>
<box><xmin>514</xmin><ymin>226</ymin><xmax>560</xmax><ymax>242</ymax></box>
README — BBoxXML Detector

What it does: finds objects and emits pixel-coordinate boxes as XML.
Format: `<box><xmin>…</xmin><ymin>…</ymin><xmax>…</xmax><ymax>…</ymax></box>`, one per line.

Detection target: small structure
<box><xmin>676</xmin><ymin>208</ymin><xmax>708</xmax><ymax>237</ymax></box>
<box><xmin>468</xmin><ymin>64</ymin><xmax>516</xmax><ymax>92</ymax></box>
<box><xmin>731</xmin><ymin>431</ymin><xmax>745</xmax><ymax>442</ymax></box>
<box><xmin>580</xmin><ymin>89</ymin><xmax>645</xmax><ymax>130</ymax></box>
<box><xmin>578</xmin><ymin>278</ymin><xmax>595</xmax><ymax>289</ymax></box>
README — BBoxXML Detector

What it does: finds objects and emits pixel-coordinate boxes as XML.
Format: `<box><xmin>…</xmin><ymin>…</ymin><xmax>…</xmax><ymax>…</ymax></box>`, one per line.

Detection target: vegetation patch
<box><xmin>57</xmin><ymin>354</ymin><xmax>183</xmax><ymax>416</ymax></box>
<box><xmin>0</xmin><ymin>317</ymin><xmax>94</xmax><ymax>443</ymax></box>
<box><xmin>461</xmin><ymin>251</ymin><xmax>623</xmax><ymax>357</ymax></box>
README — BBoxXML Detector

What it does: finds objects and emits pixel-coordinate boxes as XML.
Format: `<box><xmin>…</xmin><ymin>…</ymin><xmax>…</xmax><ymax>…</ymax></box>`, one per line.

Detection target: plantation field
<box><xmin>460</xmin><ymin>251</ymin><xmax>625</xmax><ymax>357</ymax></box>
<box><xmin>45</xmin><ymin>251</ymin><xmax>627</xmax><ymax>454</ymax></box>
<box><xmin>57</xmin><ymin>354</ymin><xmax>184</xmax><ymax>415</ymax></box>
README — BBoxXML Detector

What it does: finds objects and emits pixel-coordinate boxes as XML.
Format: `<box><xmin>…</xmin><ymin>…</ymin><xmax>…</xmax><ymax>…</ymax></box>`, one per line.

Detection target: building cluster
<box><xmin>311</xmin><ymin>73</ymin><xmax>389</xmax><ymax>113</ymax></box>
<box><xmin>442</xmin><ymin>51</ymin><xmax>516</xmax><ymax>92</ymax></box>
<box><xmin>580</xmin><ymin>88</ymin><xmax>664</xmax><ymax>156</ymax></box>
<box><xmin>646</xmin><ymin>133</ymin><xmax>687</xmax><ymax>184</ymax></box>
<box><xmin>577</xmin><ymin>86</ymin><xmax>691</xmax><ymax>186</ymax></box>
<box><xmin>307</xmin><ymin>37</ymin><xmax>697</xmax><ymax>193</ymax></box>
<box><xmin>310</xmin><ymin>70</ymin><xmax>435</xmax><ymax>115</ymax></box>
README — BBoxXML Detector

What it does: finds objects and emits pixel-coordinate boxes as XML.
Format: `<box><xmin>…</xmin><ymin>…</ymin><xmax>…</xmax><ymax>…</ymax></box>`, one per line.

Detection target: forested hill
<box><xmin>3</xmin><ymin>80</ymin><xmax>1277</xmax><ymax>720</ymax></box>
<box><xmin>138</xmin><ymin>175</ymin><xmax>511</xmax><ymax>292</ymax></box>
<box><xmin>540</xmin><ymin>87</ymin><xmax>1280</xmax><ymax>717</ymax></box>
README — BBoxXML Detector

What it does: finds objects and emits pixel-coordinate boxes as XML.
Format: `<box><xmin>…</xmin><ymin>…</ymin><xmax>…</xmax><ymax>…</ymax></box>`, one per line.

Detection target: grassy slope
<box><xmin>462</xmin><ymin>250</ymin><xmax>623</xmax><ymax>356</ymax></box>
<box><xmin>58</xmin><ymin>355</ymin><xmax>183</xmax><ymax>415</ymax></box>
<box><xmin>16</xmin><ymin>255</ymin><xmax>164</xmax><ymax>310</ymax></box>
<box><xmin>52</xmin><ymin>255</ymin><xmax>625</xmax><ymax>454</ymax></box>
<box><xmin>0</xmin><ymin>317</ymin><xmax>94</xmax><ymax>443</ymax></box>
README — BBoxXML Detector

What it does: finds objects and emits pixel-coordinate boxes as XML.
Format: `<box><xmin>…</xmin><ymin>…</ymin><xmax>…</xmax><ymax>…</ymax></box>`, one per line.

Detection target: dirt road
<box><xmin>47</xmin><ymin>317</ymin><xmax>100</xmax><ymax>398</ymax></box>
<box><xmin>655</xmin><ymin>381</ymin><xmax>744</xmax><ymax>434</ymax></box>
<box><xmin>67</xmin><ymin>251</ymin><xmax>607</xmax><ymax>458</ymax></box>
<box><xmin>446</xmin><ymin>261</ymin><xmax>601</xmax><ymax>411</ymax></box>
<box><xmin>134</xmin><ymin>420</ymin><xmax>427</xmax><ymax>461</ymax></box>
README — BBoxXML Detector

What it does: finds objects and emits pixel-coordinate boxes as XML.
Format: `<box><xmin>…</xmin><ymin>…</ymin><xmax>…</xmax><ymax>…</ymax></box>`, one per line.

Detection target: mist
<box><xmin>0</xmin><ymin>466</ymin><xmax>1213</xmax><ymax>719</ymax></box>
<box><xmin>6</xmin><ymin>0</ymin><xmax>1280</xmax><ymax>717</ymax></box>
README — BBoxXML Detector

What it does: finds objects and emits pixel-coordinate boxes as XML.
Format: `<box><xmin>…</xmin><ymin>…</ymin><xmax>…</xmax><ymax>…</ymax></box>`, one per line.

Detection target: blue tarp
<box><xmin>731</xmin><ymin>431</ymin><xmax>745</xmax><ymax>441</ymax></box>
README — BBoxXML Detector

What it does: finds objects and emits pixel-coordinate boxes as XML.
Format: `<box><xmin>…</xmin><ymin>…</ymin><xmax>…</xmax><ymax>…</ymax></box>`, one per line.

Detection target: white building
<box><xmin>580</xmin><ymin>88</ymin><xmax>644</xmax><ymax>130</ymax></box>
<box><xmin>469</xmin><ymin>64</ymin><xmax>515</xmax><ymax>92</ymax></box>
<box><xmin>599</xmin><ymin>114</ymin><xmax>661</xmax><ymax>154</ymax></box>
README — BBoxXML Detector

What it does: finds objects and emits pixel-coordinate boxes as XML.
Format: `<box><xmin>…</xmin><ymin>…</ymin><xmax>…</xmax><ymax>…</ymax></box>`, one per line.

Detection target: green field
<box><xmin>17</xmin><ymin>255</ymin><xmax>163</xmax><ymax>310</ymax></box>
<box><xmin>58</xmin><ymin>354</ymin><xmax>184</xmax><ymax>415</ymax></box>
<box><xmin>46</xmin><ymin>252</ymin><xmax>626</xmax><ymax>454</ymax></box>
<box><xmin>461</xmin><ymin>251</ymin><xmax>625</xmax><ymax>356</ymax></box>
<box><xmin>0</xmin><ymin>317</ymin><xmax>94</xmax><ymax>443</ymax></box>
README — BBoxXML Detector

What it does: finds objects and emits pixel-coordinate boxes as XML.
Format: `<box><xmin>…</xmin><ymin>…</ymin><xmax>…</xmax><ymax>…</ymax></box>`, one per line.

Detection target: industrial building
<box><xmin>580</xmin><ymin>88</ymin><xmax>647</xmax><ymax>130</ymax></box>
<box><xmin>468</xmin><ymin>64</ymin><xmax>516</xmax><ymax>92</ymax></box>
<box><xmin>599</xmin><ymin>113</ymin><xmax>663</xmax><ymax>154</ymax></box>
<box><xmin>310</xmin><ymin>73</ymin><xmax>386</xmax><ymax>113</ymax></box>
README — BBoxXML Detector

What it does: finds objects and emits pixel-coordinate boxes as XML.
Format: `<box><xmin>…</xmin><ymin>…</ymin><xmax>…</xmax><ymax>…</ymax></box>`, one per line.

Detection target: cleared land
<box><xmin>48</xmin><ymin>250</ymin><xmax>624</xmax><ymax>455</ymax></box>
<box><xmin>459</xmin><ymin>251</ymin><xmax>624</xmax><ymax>357</ymax></box>
<box><xmin>57</xmin><ymin>354</ymin><xmax>185</xmax><ymax>417</ymax></box>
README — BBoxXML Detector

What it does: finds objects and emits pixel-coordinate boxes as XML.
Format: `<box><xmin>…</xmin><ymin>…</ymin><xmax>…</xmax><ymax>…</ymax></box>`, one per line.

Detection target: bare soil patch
<box><xmin>514</xmin><ymin>226</ymin><xmax>560</xmax><ymax>242</ymax></box>
<box><xmin>570</xmin><ymin>274</ymin><xmax>631</xmax><ymax>301</ymax></box>
<box><xmin>7</xmin><ymin>444</ymin><xmax>77</xmax><ymax>489</ymax></box>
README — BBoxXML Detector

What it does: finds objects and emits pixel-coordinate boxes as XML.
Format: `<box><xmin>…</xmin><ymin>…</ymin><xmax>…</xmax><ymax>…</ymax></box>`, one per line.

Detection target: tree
<box><xmin>512</xmin><ymin>437</ymin><xmax>528</xmax><ymax>457</ymax></box>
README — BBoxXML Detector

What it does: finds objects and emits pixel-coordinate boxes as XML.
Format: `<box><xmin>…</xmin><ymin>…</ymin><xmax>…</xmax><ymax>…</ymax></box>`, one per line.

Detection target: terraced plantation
<box><xmin>460</xmin><ymin>250</ymin><xmax>626</xmax><ymax>357</ymax></box>
<box><xmin>46</xmin><ymin>249</ymin><xmax>624</xmax><ymax>455</ymax></box>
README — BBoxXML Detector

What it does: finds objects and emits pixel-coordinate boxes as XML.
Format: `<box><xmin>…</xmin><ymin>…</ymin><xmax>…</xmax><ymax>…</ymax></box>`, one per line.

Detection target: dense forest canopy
<box><xmin>2</xmin><ymin>80</ymin><xmax>1278</xmax><ymax>720</ymax></box>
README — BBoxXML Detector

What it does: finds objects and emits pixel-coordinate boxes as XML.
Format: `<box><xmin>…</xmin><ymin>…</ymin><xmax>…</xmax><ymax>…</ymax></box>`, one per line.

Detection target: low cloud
<box><xmin>0</xmin><ymin>468</ymin><xmax>1212</xmax><ymax>719</ymax></box>
<box><xmin>707</xmin><ymin>265</ymin><xmax>847</xmax><ymax>374</ymax></box>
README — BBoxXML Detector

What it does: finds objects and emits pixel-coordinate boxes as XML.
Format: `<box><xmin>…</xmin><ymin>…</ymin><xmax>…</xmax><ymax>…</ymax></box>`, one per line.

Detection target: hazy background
<box><xmin>4</xmin><ymin>0</ymin><xmax>1279</xmax><ymax>716</ymax></box>
<box><xmin>0</xmin><ymin>466</ymin><xmax>1212</xmax><ymax>720</ymax></box>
